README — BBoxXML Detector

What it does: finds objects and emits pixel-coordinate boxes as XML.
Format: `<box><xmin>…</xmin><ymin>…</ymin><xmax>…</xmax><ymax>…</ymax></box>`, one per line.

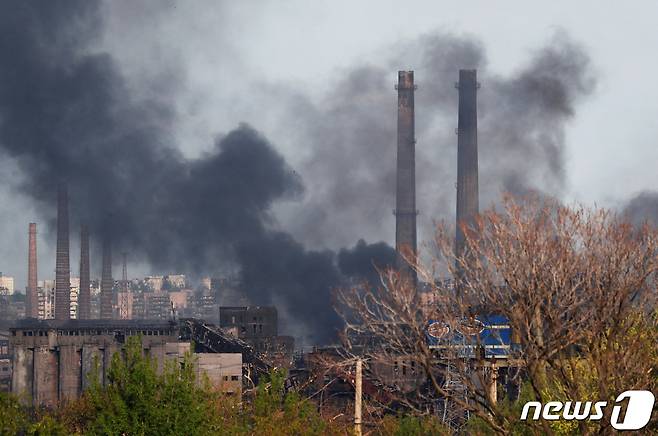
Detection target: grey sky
<box><xmin>100</xmin><ymin>0</ymin><xmax>658</xmax><ymax>204</ymax></box>
<box><xmin>2</xmin><ymin>0</ymin><xmax>657</xmax><ymax>290</ymax></box>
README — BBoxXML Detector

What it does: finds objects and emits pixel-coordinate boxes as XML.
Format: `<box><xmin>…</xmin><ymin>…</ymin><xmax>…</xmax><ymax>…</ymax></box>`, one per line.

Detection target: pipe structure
<box><xmin>99</xmin><ymin>236</ymin><xmax>113</xmax><ymax>319</ymax></box>
<box><xmin>26</xmin><ymin>223</ymin><xmax>38</xmax><ymax>318</ymax></box>
<box><xmin>78</xmin><ymin>225</ymin><xmax>90</xmax><ymax>319</ymax></box>
<box><xmin>395</xmin><ymin>71</ymin><xmax>418</xmax><ymax>287</ymax></box>
<box><xmin>54</xmin><ymin>184</ymin><xmax>70</xmax><ymax>320</ymax></box>
<box><xmin>455</xmin><ymin>69</ymin><xmax>479</xmax><ymax>281</ymax></box>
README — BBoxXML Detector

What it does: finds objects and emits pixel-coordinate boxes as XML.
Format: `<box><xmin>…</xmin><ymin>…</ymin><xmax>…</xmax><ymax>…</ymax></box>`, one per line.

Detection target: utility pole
<box><xmin>355</xmin><ymin>358</ymin><xmax>362</xmax><ymax>436</ymax></box>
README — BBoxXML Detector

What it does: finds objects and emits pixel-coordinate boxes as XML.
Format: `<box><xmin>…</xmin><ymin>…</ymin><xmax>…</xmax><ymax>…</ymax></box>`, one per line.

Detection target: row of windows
<box><xmin>228</xmin><ymin>315</ymin><xmax>267</xmax><ymax>324</ymax></box>
<box><xmin>16</xmin><ymin>329</ymin><xmax>173</xmax><ymax>337</ymax></box>
<box><xmin>222</xmin><ymin>375</ymin><xmax>240</xmax><ymax>381</ymax></box>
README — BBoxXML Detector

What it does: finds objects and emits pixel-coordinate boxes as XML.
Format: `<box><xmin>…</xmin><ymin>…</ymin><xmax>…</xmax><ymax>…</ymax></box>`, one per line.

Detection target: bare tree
<box><xmin>335</xmin><ymin>195</ymin><xmax>658</xmax><ymax>434</ymax></box>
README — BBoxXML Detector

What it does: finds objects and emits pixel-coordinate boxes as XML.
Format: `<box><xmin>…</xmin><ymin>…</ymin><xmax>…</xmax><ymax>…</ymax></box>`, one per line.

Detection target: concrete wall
<box><xmin>58</xmin><ymin>344</ymin><xmax>81</xmax><ymax>401</ymax></box>
<box><xmin>195</xmin><ymin>353</ymin><xmax>242</xmax><ymax>396</ymax></box>
<box><xmin>10</xmin><ymin>321</ymin><xmax>187</xmax><ymax>407</ymax></box>
<box><xmin>219</xmin><ymin>306</ymin><xmax>278</xmax><ymax>338</ymax></box>
<box><xmin>33</xmin><ymin>347</ymin><xmax>57</xmax><ymax>407</ymax></box>
<box><xmin>81</xmin><ymin>346</ymin><xmax>102</xmax><ymax>391</ymax></box>
<box><xmin>11</xmin><ymin>346</ymin><xmax>32</xmax><ymax>402</ymax></box>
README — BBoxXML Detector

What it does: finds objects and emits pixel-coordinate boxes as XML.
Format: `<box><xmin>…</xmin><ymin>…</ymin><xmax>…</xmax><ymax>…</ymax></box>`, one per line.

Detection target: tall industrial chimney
<box><xmin>99</xmin><ymin>236</ymin><xmax>113</xmax><ymax>319</ymax></box>
<box><xmin>26</xmin><ymin>223</ymin><xmax>38</xmax><ymax>318</ymax></box>
<box><xmin>455</xmin><ymin>69</ymin><xmax>479</xmax><ymax>268</ymax></box>
<box><xmin>54</xmin><ymin>184</ymin><xmax>70</xmax><ymax>320</ymax></box>
<box><xmin>78</xmin><ymin>225</ymin><xmax>90</xmax><ymax>319</ymax></box>
<box><xmin>395</xmin><ymin>71</ymin><xmax>418</xmax><ymax>286</ymax></box>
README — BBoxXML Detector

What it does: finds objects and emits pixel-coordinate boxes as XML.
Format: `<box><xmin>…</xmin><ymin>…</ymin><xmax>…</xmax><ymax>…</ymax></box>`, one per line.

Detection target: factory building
<box><xmin>10</xmin><ymin>319</ymin><xmax>242</xmax><ymax>407</ymax></box>
<box><xmin>0</xmin><ymin>274</ymin><xmax>14</xmax><ymax>295</ymax></box>
<box><xmin>219</xmin><ymin>306</ymin><xmax>294</xmax><ymax>367</ymax></box>
<box><xmin>0</xmin><ymin>322</ymin><xmax>11</xmax><ymax>392</ymax></box>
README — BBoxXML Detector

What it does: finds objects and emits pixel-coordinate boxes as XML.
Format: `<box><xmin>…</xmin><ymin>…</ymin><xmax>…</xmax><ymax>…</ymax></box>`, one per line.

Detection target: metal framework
<box><xmin>118</xmin><ymin>252</ymin><xmax>130</xmax><ymax>319</ymax></box>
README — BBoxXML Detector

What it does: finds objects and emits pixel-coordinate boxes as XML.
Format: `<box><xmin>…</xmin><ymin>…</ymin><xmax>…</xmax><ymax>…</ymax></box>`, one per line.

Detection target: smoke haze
<box><xmin>0</xmin><ymin>1</ymin><xmax>596</xmax><ymax>342</ymax></box>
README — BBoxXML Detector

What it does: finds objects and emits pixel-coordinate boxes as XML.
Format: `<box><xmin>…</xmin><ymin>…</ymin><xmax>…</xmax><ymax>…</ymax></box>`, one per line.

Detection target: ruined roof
<box><xmin>10</xmin><ymin>318</ymin><xmax>178</xmax><ymax>331</ymax></box>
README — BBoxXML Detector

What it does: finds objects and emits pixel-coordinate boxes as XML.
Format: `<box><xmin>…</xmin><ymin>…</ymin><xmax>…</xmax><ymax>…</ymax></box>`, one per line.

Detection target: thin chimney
<box><xmin>26</xmin><ymin>223</ymin><xmax>38</xmax><ymax>318</ymax></box>
<box><xmin>78</xmin><ymin>225</ymin><xmax>90</xmax><ymax>319</ymax></box>
<box><xmin>99</xmin><ymin>235</ymin><xmax>113</xmax><ymax>319</ymax></box>
<box><xmin>394</xmin><ymin>71</ymin><xmax>418</xmax><ymax>286</ymax></box>
<box><xmin>455</xmin><ymin>69</ymin><xmax>479</xmax><ymax>270</ymax></box>
<box><xmin>54</xmin><ymin>184</ymin><xmax>70</xmax><ymax>320</ymax></box>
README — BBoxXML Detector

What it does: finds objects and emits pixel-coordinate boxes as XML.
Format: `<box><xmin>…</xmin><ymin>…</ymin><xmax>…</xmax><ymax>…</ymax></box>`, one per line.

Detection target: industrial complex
<box><xmin>0</xmin><ymin>68</ymin><xmax>517</xmax><ymax>431</ymax></box>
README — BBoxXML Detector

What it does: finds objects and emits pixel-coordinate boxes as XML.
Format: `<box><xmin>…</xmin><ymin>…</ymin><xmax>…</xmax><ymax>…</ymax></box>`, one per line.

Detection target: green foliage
<box><xmin>82</xmin><ymin>335</ymin><xmax>222</xmax><ymax>435</ymax></box>
<box><xmin>252</xmin><ymin>369</ymin><xmax>329</xmax><ymax>436</ymax></box>
<box><xmin>0</xmin><ymin>392</ymin><xmax>68</xmax><ymax>436</ymax></box>
<box><xmin>0</xmin><ymin>392</ymin><xmax>28</xmax><ymax>435</ymax></box>
<box><xmin>26</xmin><ymin>413</ymin><xmax>68</xmax><ymax>436</ymax></box>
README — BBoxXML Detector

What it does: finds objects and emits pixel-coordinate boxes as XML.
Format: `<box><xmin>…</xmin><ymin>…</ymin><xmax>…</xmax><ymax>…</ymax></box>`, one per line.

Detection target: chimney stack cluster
<box><xmin>26</xmin><ymin>67</ymin><xmax>479</xmax><ymax>321</ymax></box>
<box><xmin>54</xmin><ymin>184</ymin><xmax>70</xmax><ymax>320</ymax></box>
<box><xmin>26</xmin><ymin>186</ymin><xmax>114</xmax><ymax>320</ymax></box>
<box><xmin>394</xmin><ymin>69</ymin><xmax>479</xmax><ymax>286</ymax></box>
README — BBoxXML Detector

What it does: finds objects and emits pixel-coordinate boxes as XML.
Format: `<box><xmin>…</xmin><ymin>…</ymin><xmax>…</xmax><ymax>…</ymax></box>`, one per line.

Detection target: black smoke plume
<box><xmin>0</xmin><ymin>1</ymin><xmax>392</xmax><ymax>343</ymax></box>
<box><xmin>0</xmin><ymin>2</ymin><xmax>595</xmax><ymax>342</ymax></box>
<box><xmin>338</xmin><ymin>240</ymin><xmax>396</xmax><ymax>286</ymax></box>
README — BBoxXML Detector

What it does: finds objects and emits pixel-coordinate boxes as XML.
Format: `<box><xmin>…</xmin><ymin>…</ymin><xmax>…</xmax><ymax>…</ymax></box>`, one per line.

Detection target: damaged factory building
<box><xmin>10</xmin><ymin>319</ymin><xmax>243</xmax><ymax>406</ymax></box>
<box><xmin>7</xmin><ymin>63</ymin><xmax>515</xmax><ymax>429</ymax></box>
<box><xmin>219</xmin><ymin>306</ymin><xmax>295</xmax><ymax>368</ymax></box>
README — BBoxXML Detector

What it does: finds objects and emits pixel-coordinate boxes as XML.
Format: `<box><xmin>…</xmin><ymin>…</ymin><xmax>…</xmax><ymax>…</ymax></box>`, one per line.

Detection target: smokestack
<box><xmin>26</xmin><ymin>223</ymin><xmax>38</xmax><ymax>318</ymax></box>
<box><xmin>395</xmin><ymin>71</ymin><xmax>418</xmax><ymax>286</ymax></box>
<box><xmin>54</xmin><ymin>184</ymin><xmax>70</xmax><ymax>320</ymax></box>
<box><xmin>455</xmin><ymin>69</ymin><xmax>479</xmax><ymax>269</ymax></box>
<box><xmin>78</xmin><ymin>225</ymin><xmax>90</xmax><ymax>319</ymax></box>
<box><xmin>100</xmin><ymin>236</ymin><xmax>113</xmax><ymax>319</ymax></box>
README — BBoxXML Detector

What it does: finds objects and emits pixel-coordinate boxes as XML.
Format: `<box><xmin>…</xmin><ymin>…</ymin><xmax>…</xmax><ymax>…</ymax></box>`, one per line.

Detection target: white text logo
<box><xmin>520</xmin><ymin>390</ymin><xmax>655</xmax><ymax>430</ymax></box>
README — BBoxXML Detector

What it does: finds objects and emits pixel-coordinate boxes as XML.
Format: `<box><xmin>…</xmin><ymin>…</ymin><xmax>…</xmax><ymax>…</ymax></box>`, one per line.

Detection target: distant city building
<box><xmin>116</xmin><ymin>291</ymin><xmax>133</xmax><ymax>320</ymax></box>
<box><xmin>189</xmin><ymin>292</ymin><xmax>219</xmax><ymax>324</ymax></box>
<box><xmin>212</xmin><ymin>276</ymin><xmax>248</xmax><ymax>306</ymax></box>
<box><xmin>36</xmin><ymin>277</ymin><xmax>81</xmax><ymax>320</ymax></box>
<box><xmin>165</xmin><ymin>274</ymin><xmax>186</xmax><ymax>290</ymax></box>
<box><xmin>144</xmin><ymin>276</ymin><xmax>164</xmax><ymax>292</ymax></box>
<box><xmin>145</xmin><ymin>292</ymin><xmax>171</xmax><ymax>319</ymax></box>
<box><xmin>0</xmin><ymin>274</ymin><xmax>14</xmax><ymax>295</ymax></box>
<box><xmin>200</xmin><ymin>277</ymin><xmax>211</xmax><ymax>291</ymax></box>
<box><xmin>169</xmin><ymin>290</ymin><xmax>189</xmax><ymax>313</ymax></box>
<box><xmin>70</xmin><ymin>277</ymin><xmax>79</xmax><ymax>319</ymax></box>
<box><xmin>37</xmin><ymin>280</ymin><xmax>55</xmax><ymax>320</ymax></box>
<box><xmin>90</xmin><ymin>279</ymin><xmax>101</xmax><ymax>319</ymax></box>
<box><xmin>132</xmin><ymin>292</ymin><xmax>146</xmax><ymax>319</ymax></box>
<box><xmin>2</xmin><ymin>299</ymin><xmax>25</xmax><ymax>321</ymax></box>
